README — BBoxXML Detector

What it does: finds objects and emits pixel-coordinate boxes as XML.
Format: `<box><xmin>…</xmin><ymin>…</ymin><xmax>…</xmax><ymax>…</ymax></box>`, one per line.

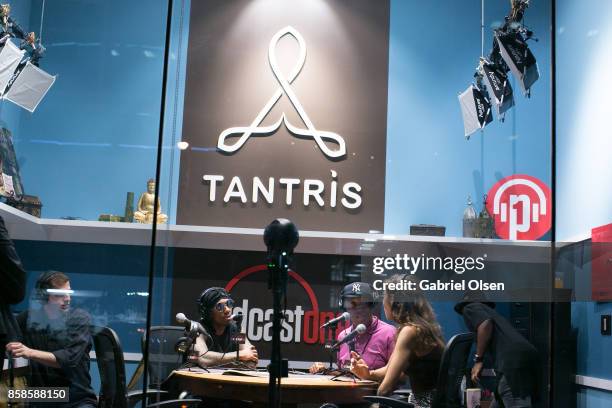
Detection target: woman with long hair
<box><xmin>350</xmin><ymin>275</ymin><xmax>445</xmax><ymax>407</ymax></box>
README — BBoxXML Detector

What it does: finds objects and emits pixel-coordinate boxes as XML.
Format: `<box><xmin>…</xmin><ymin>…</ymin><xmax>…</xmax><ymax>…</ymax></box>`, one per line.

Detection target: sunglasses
<box><xmin>214</xmin><ymin>299</ymin><xmax>234</xmax><ymax>312</ymax></box>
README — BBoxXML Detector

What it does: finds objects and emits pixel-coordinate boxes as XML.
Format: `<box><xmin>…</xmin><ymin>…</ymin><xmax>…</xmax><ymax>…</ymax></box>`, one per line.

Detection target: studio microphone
<box><xmin>175</xmin><ymin>313</ymin><xmax>209</xmax><ymax>337</ymax></box>
<box><xmin>330</xmin><ymin>324</ymin><xmax>366</xmax><ymax>350</ymax></box>
<box><xmin>230</xmin><ymin>312</ymin><xmax>244</xmax><ymax>326</ymax></box>
<box><xmin>175</xmin><ymin>313</ymin><xmax>210</xmax><ymax>356</ymax></box>
<box><xmin>321</xmin><ymin>312</ymin><xmax>350</xmax><ymax>329</ymax></box>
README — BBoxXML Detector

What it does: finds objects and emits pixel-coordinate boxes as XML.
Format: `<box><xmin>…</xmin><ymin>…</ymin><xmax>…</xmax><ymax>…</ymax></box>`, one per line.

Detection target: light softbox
<box><xmin>4</xmin><ymin>61</ymin><xmax>56</xmax><ymax>112</ymax></box>
<box><xmin>458</xmin><ymin>84</ymin><xmax>493</xmax><ymax>138</ymax></box>
<box><xmin>495</xmin><ymin>31</ymin><xmax>539</xmax><ymax>95</ymax></box>
<box><xmin>481</xmin><ymin>61</ymin><xmax>514</xmax><ymax>117</ymax></box>
<box><xmin>0</xmin><ymin>39</ymin><xmax>25</xmax><ymax>97</ymax></box>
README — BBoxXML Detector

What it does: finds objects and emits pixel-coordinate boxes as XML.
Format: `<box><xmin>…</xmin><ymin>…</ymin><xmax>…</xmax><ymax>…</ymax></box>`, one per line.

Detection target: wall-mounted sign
<box><xmin>486</xmin><ymin>174</ymin><xmax>551</xmax><ymax>240</ymax></box>
<box><xmin>171</xmin><ymin>248</ymin><xmax>357</xmax><ymax>363</ymax></box>
<box><xmin>178</xmin><ymin>0</ymin><xmax>390</xmax><ymax>232</ymax></box>
<box><xmin>592</xmin><ymin>223</ymin><xmax>612</xmax><ymax>301</ymax></box>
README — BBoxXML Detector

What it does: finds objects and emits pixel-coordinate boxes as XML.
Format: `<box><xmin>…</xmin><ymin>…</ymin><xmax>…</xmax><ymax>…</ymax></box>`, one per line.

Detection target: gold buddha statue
<box><xmin>133</xmin><ymin>179</ymin><xmax>168</xmax><ymax>224</ymax></box>
<box><xmin>0</xmin><ymin>4</ymin><xmax>11</xmax><ymax>28</ymax></box>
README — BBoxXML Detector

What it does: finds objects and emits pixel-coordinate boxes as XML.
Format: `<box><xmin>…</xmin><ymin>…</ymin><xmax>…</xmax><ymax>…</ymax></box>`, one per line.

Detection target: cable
<box><xmin>481</xmin><ymin>0</ymin><xmax>484</xmax><ymax>58</ymax></box>
<box><xmin>479</xmin><ymin>0</ymin><xmax>485</xmax><ymax>139</ymax></box>
<box><xmin>38</xmin><ymin>0</ymin><xmax>45</xmax><ymax>42</ymax></box>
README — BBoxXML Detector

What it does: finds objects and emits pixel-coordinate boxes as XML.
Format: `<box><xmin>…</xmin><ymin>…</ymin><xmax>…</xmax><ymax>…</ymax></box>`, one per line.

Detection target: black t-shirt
<box><xmin>462</xmin><ymin>303</ymin><xmax>539</xmax><ymax>396</ymax></box>
<box><xmin>206</xmin><ymin>322</ymin><xmax>239</xmax><ymax>354</ymax></box>
<box><xmin>404</xmin><ymin>345</ymin><xmax>444</xmax><ymax>394</ymax></box>
<box><xmin>17</xmin><ymin>308</ymin><xmax>97</xmax><ymax>408</ymax></box>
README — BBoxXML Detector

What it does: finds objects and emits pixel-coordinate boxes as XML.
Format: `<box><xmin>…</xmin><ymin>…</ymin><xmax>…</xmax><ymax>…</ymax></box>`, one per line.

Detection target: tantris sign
<box><xmin>178</xmin><ymin>0</ymin><xmax>390</xmax><ymax>232</ymax></box>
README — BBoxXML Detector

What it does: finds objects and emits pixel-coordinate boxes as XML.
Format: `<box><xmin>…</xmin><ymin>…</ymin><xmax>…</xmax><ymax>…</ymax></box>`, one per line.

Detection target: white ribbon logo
<box><xmin>217</xmin><ymin>26</ymin><xmax>346</xmax><ymax>159</ymax></box>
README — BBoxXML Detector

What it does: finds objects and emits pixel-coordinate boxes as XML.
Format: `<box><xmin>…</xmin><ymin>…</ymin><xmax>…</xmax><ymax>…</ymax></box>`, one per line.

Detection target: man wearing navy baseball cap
<box><xmin>310</xmin><ymin>282</ymin><xmax>396</xmax><ymax>374</ymax></box>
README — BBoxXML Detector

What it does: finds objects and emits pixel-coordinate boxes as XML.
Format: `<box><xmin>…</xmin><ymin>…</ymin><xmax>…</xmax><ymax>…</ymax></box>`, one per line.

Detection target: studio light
<box><xmin>0</xmin><ymin>39</ymin><xmax>23</xmax><ymax>95</ymax></box>
<box><xmin>494</xmin><ymin>30</ymin><xmax>539</xmax><ymax>96</ymax></box>
<box><xmin>0</xmin><ymin>14</ymin><xmax>55</xmax><ymax>113</ymax></box>
<box><xmin>479</xmin><ymin>58</ymin><xmax>514</xmax><ymax>118</ymax></box>
<box><xmin>458</xmin><ymin>82</ymin><xmax>493</xmax><ymax>139</ymax></box>
<box><xmin>459</xmin><ymin>0</ymin><xmax>538</xmax><ymax>137</ymax></box>
<box><xmin>4</xmin><ymin>60</ymin><xmax>55</xmax><ymax>112</ymax></box>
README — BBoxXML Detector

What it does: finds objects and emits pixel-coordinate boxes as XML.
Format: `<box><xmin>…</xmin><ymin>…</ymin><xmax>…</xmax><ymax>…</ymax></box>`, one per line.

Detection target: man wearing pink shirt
<box><xmin>310</xmin><ymin>282</ymin><xmax>396</xmax><ymax>373</ymax></box>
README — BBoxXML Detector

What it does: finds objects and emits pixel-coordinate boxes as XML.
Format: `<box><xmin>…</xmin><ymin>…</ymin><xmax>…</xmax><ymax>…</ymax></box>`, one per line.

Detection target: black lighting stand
<box><xmin>264</xmin><ymin>219</ymin><xmax>299</xmax><ymax>408</ymax></box>
<box><xmin>231</xmin><ymin>314</ymin><xmax>246</xmax><ymax>366</ymax></box>
<box><xmin>267</xmin><ymin>250</ymin><xmax>290</xmax><ymax>408</ymax></box>
<box><xmin>326</xmin><ymin>325</ymin><xmax>335</xmax><ymax>371</ymax></box>
<box><xmin>322</xmin><ymin>323</ymin><xmax>340</xmax><ymax>374</ymax></box>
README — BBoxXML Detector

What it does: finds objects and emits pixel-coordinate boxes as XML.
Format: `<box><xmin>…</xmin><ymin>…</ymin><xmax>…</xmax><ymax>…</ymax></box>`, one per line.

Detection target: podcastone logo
<box><xmin>225</xmin><ymin>265</ymin><xmax>348</xmax><ymax>344</ymax></box>
<box><xmin>487</xmin><ymin>174</ymin><xmax>551</xmax><ymax>240</ymax></box>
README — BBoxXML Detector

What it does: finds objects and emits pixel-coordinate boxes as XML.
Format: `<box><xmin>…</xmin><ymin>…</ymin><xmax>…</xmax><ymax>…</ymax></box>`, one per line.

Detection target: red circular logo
<box><xmin>486</xmin><ymin>174</ymin><xmax>552</xmax><ymax>240</ymax></box>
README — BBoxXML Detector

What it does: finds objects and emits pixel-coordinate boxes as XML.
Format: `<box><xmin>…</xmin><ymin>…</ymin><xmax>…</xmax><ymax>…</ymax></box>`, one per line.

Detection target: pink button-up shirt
<box><xmin>337</xmin><ymin>316</ymin><xmax>396</xmax><ymax>370</ymax></box>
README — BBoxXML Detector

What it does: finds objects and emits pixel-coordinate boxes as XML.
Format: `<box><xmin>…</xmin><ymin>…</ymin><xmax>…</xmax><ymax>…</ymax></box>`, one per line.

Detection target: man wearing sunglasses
<box><xmin>309</xmin><ymin>282</ymin><xmax>396</xmax><ymax>374</ymax></box>
<box><xmin>193</xmin><ymin>287</ymin><xmax>258</xmax><ymax>368</ymax></box>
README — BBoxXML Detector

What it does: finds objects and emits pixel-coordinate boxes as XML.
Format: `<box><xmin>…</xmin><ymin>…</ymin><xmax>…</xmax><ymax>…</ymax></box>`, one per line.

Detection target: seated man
<box><xmin>6</xmin><ymin>271</ymin><xmax>96</xmax><ymax>408</ymax></box>
<box><xmin>193</xmin><ymin>287</ymin><xmax>258</xmax><ymax>368</ymax></box>
<box><xmin>310</xmin><ymin>282</ymin><xmax>396</xmax><ymax>373</ymax></box>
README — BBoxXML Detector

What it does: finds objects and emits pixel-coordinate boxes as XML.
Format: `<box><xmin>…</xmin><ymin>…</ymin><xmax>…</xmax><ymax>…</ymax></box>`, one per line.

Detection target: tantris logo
<box><xmin>217</xmin><ymin>26</ymin><xmax>346</xmax><ymax>159</ymax></box>
<box><xmin>487</xmin><ymin>174</ymin><xmax>551</xmax><ymax>240</ymax></box>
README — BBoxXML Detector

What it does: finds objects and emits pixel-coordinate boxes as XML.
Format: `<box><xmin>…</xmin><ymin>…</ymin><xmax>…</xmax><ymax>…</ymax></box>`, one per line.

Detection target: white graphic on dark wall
<box><xmin>217</xmin><ymin>26</ymin><xmax>347</xmax><ymax>159</ymax></box>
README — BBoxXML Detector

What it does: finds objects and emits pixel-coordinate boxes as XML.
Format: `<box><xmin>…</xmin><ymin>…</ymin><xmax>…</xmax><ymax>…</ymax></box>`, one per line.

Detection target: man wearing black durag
<box><xmin>193</xmin><ymin>287</ymin><xmax>258</xmax><ymax>368</ymax></box>
<box><xmin>455</xmin><ymin>292</ymin><xmax>539</xmax><ymax>408</ymax></box>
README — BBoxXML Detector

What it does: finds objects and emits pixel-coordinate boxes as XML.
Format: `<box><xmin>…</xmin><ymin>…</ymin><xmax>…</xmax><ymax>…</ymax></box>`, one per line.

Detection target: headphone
<box><xmin>35</xmin><ymin>271</ymin><xmax>65</xmax><ymax>302</ymax></box>
<box><xmin>197</xmin><ymin>287</ymin><xmax>232</xmax><ymax>327</ymax></box>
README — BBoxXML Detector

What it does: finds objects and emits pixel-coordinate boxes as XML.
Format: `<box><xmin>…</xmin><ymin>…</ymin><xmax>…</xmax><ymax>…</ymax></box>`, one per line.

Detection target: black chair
<box><xmin>92</xmin><ymin>326</ymin><xmax>200</xmax><ymax>408</ymax></box>
<box><xmin>364</xmin><ymin>332</ymin><xmax>475</xmax><ymax>408</ymax></box>
<box><xmin>144</xmin><ymin>326</ymin><xmax>187</xmax><ymax>388</ymax></box>
<box><xmin>430</xmin><ymin>332</ymin><xmax>475</xmax><ymax>408</ymax></box>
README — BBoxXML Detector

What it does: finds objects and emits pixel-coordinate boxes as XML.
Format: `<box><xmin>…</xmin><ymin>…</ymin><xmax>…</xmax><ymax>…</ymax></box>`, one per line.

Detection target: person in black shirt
<box><xmin>455</xmin><ymin>294</ymin><xmax>539</xmax><ymax>408</ymax></box>
<box><xmin>0</xmin><ymin>214</ymin><xmax>26</xmax><ymax>373</ymax></box>
<box><xmin>351</xmin><ymin>275</ymin><xmax>445</xmax><ymax>408</ymax></box>
<box><xmin>7</xmin><ymin>271</ymin><xmax>96</xmax><ymax>408</ymax></box>
<box><xmin>193</xmin><ymin>287</ymin><xmax>258</xmax><ymax>368</ymax></box>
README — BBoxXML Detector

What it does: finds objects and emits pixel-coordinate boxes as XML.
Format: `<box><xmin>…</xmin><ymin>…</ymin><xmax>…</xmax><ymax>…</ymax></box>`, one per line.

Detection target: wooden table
<box><xmin>164</xmin><ymin>369</ymin><xmax>378</xmax><ymax>407</ymax></box>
